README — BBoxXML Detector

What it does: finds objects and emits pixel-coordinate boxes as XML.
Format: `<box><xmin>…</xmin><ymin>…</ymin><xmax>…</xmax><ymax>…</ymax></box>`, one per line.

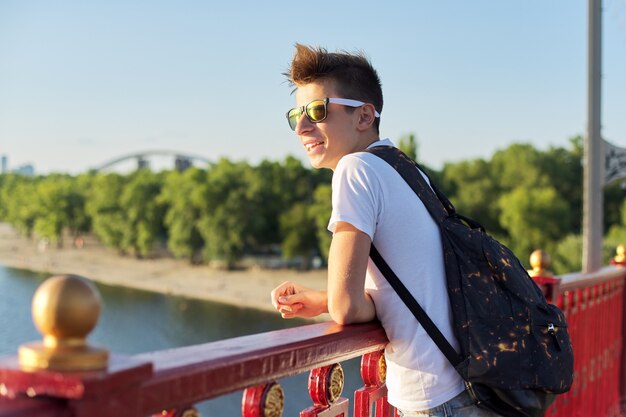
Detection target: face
<box><xmin>292</xmin><ymin>81</ymin><xmax>363</xmax><ymax>170</ymax></box>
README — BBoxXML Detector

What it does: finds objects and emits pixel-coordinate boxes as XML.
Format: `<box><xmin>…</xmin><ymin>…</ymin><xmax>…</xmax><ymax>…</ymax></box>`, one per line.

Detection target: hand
<box><xmin>270</xmin><ymin>281</ymin><xmax>328</xmax><ymax>319</ymax></box>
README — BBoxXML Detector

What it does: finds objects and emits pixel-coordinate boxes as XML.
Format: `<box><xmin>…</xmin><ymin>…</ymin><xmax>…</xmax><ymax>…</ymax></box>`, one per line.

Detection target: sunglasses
<box><xmin>286</xmin><ymin>97</ymin><xmax>381</xmax><ymax>131</ymax></box>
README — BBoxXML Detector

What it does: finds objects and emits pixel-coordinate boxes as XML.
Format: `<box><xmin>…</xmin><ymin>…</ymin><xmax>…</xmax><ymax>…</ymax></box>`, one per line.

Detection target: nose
<box><xmin>295</xmin><ymin>112</ymin><xmax>314</xmax><ymax>135</ymax></box>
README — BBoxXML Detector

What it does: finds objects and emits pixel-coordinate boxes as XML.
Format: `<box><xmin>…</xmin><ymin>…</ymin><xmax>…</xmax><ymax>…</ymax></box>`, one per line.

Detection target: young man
<box><xmin>270</xmin><ymin>44</ymin><xmax>499</xmax><ymax>417</ymax></box>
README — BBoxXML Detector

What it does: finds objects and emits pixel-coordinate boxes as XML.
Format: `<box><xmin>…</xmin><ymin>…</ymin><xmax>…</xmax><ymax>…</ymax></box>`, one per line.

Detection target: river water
<box><xmin>0</xmin><ymin>266</ymin><xmax>362</xmax><ymax>416</ymax></box>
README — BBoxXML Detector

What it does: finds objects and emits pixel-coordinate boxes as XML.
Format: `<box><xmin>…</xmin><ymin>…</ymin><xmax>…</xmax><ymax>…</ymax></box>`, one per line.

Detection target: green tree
<box><xmin>1</xmin><ymin>174</ymin><xmax>40</xmax><ymax>237</ymax></box>
<box><xmin>441</xmin><ymin>158</ymin><xmax>501</xmax><ymax>233</ymax></box>
<box><xmin>279</xmin><ymin>202</ymin><xmax>318</xmax><ymax>268</ymax></box>
<box><xmin>85</xmin><ymin>173</ymin><xmax>128</xmax><ymax>252</ymax></box>
<box><xmin>551</xmin><ymin>234</ymin><xmax>583</xmax><ymax>275</ymax></box>
<box><xmin>605</xmin><ymin>199</ymin><xmax>626</xmax><ymax>263</ymax></box>
<box><xmin>537</xmin><ymin>137</ymin><xmax>583</xmax><ymax>235</ymax></box>
<box><xmin>604</xmin><ymin>182</ymin><xmax>626</xmax><ymax>234</ymax></box>
<box><xmin>70</xmin><ymin>173</ymin><xmax>94</xmax><ymax>237</ymax></box>
<box><xmin>490</xmin><ymin>143</ymin><xmax>551</xmax><ymax>191</ymax></box>
<box><xmin>32</xmin><ymin>175</ymin><xmax>89</xmax><ymax>245</ymax></box>
<box><xmin>398</xmin><ymin>133</ymin><xmax>418</xmax><ymax>161</ymax></box>
<box><xmin>487</xmin><ymin>141</ymin><xmax>585</xmax><ymax>255</ymax></box>
<box><xmin>159</xmin><ymin>168</ymin><xmax>206</xmax><ymax>263</ymax></box>
<box><xmin>197</xmin><ymin>159</ymin><xmax>265</xmax><ymax>269</ymax></box>
<box><xmin>119</xmin><ymin>170</ymin><xmax>166</xmax><ymax>257</ymax></box>
<box><xmin>253</xmin><ymin>160</ymin><xmax>285</xmax><ymax>248</ymax></box>
<box><xmin>254</xmin><ymin>156</ymin><xmax>315</xmax><ymax>249</ymax></box>
<box><xmin>498</xmin><ymin>186</ymin><xmax>571</xmax><ymax>263</ymax></box>
<box><xmin>0</xmin><ymin>174</ymin><xmax>8</xmax><ymax>221</ymax></box>
<box><xmin>310</xmin><ymin>184</ymin><xmax>333</xmax><ymax>261</ymax></box>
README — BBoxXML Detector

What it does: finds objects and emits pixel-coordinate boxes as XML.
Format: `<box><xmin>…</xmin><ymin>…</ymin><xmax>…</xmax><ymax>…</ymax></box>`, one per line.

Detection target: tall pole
<box><xmin>583</xmin><ymin>0</ymin><xmax>603</xmax><ymax>273</ymax></box>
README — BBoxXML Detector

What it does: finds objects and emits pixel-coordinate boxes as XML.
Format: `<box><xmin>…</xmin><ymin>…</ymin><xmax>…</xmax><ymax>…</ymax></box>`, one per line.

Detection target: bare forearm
<box><xmin>327</xmin><ymin>223</ymin><xmax>377</xmax><ymax>325</ymax></box>
<box><xmin>327</xmin><ymin>288</ymin><xmax>376</xmax><ymax>324</ymax></box>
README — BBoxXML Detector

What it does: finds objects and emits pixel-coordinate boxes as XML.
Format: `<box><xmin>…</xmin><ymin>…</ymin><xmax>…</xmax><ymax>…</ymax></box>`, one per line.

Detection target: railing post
<box><xmin>610</xmin><ymin>245</ymin><xmax>626</xmax><ymax>414</ymax></box>
<box><xmin>0</xmin><ymin>275</ymin><xmax>153</xmax><ymax>417</ymax></box>
<box><xmin>18</xmin><ymin>274</ymin><xmax>108</xmax><ymax>372</ymax></box>
<box><xmin>527</xmin><ymin>249</ymin><xmax>561</xmax><ymax>304</ymax></box>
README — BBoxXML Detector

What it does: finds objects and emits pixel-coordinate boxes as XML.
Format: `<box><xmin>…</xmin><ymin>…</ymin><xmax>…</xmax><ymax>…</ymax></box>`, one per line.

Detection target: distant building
<box><xmin>175</xmin><ymin>157</ymin><xmax>192</xmax><ymax>172</ymax></box>
<box><xmin>13</xmin><ymin>164</ymin><xmax>35</xmax><ymax>176</ymax></box>
<box><xmin>137</xmin><ymin>157</ymin><xmax>150</xmax><ymax>170</ymax></box>
<box><xmin>0</xmin><ymin>155</ymin><xmax>35</xmax><ymax>176</ymax></box>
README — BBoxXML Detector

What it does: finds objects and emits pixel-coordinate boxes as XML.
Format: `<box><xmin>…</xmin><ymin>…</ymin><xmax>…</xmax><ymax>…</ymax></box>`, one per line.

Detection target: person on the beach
<box><xmin>270</xmin><ymin>44</ymin><xmax>499</xmax><ymax>416</ymax></box>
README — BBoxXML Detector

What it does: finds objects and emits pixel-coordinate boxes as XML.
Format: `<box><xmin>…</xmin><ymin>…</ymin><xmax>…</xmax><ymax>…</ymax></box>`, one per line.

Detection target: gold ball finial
<box><xmin>18</xmin><ymin>275</ymin><xmax>108</xmax><ymax>371</ymax></box>
<box><xmin>528</xmin><ymin>249</ymin><xmax>552</xmax><ymax>277</ymax></box>
<box><xmin>615</xmin><ymin>244</ymin><xmax>626</xmax><ymax>264</ymax></box>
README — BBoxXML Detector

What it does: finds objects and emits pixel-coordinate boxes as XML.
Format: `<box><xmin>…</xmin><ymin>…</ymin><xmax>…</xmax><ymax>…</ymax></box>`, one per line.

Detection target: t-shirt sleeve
<box><xmin>328</xmin><ymin>154</ymin><xmax>382</xmax><ymax>240</ymax></box>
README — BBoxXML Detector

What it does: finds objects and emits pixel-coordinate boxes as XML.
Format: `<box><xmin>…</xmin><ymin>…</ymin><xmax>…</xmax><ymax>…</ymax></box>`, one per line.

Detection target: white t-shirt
<box><xmin>328</xmin><ymin>139</ymin><xmax>465</xmax><ymax>411</ymax></box>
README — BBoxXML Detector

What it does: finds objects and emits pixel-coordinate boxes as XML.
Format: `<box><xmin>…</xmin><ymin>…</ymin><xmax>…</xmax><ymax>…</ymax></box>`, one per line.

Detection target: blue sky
<box><xmin>1</xmin><ymin>1</ymin><xmax>625</xmax><ymax>174</ymax></box>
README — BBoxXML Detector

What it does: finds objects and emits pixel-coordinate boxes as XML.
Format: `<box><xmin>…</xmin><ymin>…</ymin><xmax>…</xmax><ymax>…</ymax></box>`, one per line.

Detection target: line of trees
<box><xmin>0</xmin><ymin>156</ymin><xmax>332</xmax><ymax>270</ymax></box>
<box><xmin>0</xmin><ymin>135</ymin><xmax>624</xmax><ymax>274</ymax></box>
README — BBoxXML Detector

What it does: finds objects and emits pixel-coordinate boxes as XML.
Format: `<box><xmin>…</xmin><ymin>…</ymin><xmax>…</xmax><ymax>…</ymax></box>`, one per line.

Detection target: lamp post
<box><xmin>583</xmin><ymin>0</ymin><xmax>603</xmax><ymax>273</ymax></box>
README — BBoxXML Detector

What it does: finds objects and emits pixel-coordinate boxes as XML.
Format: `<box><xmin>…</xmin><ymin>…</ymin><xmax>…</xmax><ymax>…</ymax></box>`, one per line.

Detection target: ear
<box><xmin>356</xmin><ymin>104</ymin><xmax>377</xmax><ymax>132</ymax></box>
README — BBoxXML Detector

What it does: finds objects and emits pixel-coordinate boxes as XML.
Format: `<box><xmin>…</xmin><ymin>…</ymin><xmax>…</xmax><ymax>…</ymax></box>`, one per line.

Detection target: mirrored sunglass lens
<box><xmin>287</xmin><ymin>108</ymin><xmax>301</xmax><ymax>130</ymax></box>
<box><xmin>306</xmin><ymin>101</ymin><xmax>327</xmax><ymax>122</ymax></box>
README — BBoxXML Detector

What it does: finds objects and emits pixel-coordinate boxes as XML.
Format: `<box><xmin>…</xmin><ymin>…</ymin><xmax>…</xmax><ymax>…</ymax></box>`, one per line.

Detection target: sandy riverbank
<box><xmin>0</xmin><ymin>223</ymin><xmax>328</xmax><ymax>314</ymax></box>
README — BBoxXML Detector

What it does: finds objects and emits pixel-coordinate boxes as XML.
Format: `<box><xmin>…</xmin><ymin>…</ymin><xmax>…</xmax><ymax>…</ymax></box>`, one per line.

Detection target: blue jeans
<box><xmin>398</xmin><ymin>390</ymin><xmax>502</xmax><ymax>417</ymax></box>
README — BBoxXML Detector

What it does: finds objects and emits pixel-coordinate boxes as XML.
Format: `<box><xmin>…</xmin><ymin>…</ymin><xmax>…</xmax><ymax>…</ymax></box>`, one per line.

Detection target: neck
<box><xmin>359</xmin><ymin>136</ymin><xmax>381</xmax><ymax>151</ymax></box>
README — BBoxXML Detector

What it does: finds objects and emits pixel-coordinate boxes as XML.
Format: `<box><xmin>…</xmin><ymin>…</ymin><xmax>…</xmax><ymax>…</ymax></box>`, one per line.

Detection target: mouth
<box><xmin>304</xmin><ymin>141</ymin><xmax>324</xmax><ymax>152</ymax></box>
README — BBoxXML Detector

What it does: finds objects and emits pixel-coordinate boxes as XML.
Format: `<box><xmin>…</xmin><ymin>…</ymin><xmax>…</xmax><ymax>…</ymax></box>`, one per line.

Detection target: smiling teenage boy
<box><xmin>270</xmin><ymin>44</ymin><xmax>500</xmax><ymax>417</ymax></box>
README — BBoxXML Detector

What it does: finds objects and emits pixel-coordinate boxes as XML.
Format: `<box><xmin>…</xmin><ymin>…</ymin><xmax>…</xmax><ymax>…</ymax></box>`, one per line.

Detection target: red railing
<box><xmin>0</xmin><ymin>321</ymin><xmax>390</xmax><ymax>417</ymax></box>
<box><xmin>1</xmin><ymin>262</ymin><xmax>626</xmax><ymax>417</ymax></box>
<box><xmin>537</xmin><ymin>266</ymin><xmax>626</xmax><ymax>417</ymax></box>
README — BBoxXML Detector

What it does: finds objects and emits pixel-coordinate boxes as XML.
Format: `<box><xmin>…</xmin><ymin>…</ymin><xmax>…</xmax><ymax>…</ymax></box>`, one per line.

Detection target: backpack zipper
<box><xmin>547</xmin><ymin>323</ymin><xmax>562</xmax><ymax>351</ymax></box>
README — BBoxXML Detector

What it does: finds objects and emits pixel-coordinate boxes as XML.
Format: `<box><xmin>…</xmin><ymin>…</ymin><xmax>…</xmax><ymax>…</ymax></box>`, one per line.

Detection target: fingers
<box><xmin>278</xmin><ymin>302</ymin><xmax>303</xmax><ymax>313</ymax></box>
<box><xmin>271</xmin><ymin>282</ymin><xmax>317</xmax><ymax>319</ymax></box>
<box><xmin>277</xmin><ymin>291</ymin><xmax>306</xmax><ymax>307</ymax></box>
<box><xmin>271</xmin><ymin>281</ymin><xmax>295</xmax><ymax>309</ymax></box>
<box><xmin>279</xmin><ymin>303</ymin><xmax>304</xmax><ymax>318</ymax></box>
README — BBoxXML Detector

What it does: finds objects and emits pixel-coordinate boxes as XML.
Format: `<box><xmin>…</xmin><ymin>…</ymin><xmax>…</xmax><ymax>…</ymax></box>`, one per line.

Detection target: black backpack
<box><xmin>365</xmin><ymin>146</ymin><xmax>573</xmax><ymax>417</ymax></box>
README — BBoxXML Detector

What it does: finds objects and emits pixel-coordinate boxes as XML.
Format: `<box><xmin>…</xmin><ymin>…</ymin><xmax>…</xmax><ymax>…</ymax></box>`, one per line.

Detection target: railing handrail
<box><xmin>558</xmin><ymin>265</ymin><xmax>626</xmax><ymax>292</ymax></box>
<box><xmin>135</xmin><ymin>321</ymin><xmax>387</xmax><ymax>414</ymax></box>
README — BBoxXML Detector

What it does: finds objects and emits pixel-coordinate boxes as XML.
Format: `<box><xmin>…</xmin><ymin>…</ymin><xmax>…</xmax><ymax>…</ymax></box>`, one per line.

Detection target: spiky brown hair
<box><xmin>285</xmin><ymin>44</ymin><xmax>383</xmax><ymax>132</ymax></box>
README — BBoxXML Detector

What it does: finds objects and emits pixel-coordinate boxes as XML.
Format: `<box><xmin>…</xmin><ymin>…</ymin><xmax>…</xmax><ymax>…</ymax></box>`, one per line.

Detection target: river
<box><xmin>0</xmin><ymin>265</ymin><xmax>362</xmax><ymax>416</ymax></box>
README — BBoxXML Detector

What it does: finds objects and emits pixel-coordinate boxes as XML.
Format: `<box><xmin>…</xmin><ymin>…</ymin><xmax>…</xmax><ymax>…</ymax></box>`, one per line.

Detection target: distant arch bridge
<box><xmin>93</xmin><ymin>150</ymin><xmax>212</xmax><ymax>173</ymax></box>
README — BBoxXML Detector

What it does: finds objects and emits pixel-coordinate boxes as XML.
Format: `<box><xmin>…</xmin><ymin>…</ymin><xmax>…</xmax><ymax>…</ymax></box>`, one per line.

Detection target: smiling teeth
<box><xmin>305</xmin><ymin>142</ymin><xmax>323</xmax><ymax>151</ymax></box>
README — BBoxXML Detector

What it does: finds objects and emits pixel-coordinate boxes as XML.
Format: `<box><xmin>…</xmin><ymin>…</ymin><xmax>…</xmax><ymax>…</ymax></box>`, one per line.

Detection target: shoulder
<box><xmin>335</xmin><ymin>150</ymin><xmax>392</xmax><ymax>177</ymax></box>
<box><xmin>334</xmin><ymin>148</ymin><xmax>400</xmax><ymax>186</ymax></box>
<box><xmin>328</xmin><ymin>152</ymin><xmax>388</xmax><ymax>238</ymax></box>
<box><xmin>332</xmin><ymin>153</ymin><xmax>382</xmax><ymax>193</ymax></box>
